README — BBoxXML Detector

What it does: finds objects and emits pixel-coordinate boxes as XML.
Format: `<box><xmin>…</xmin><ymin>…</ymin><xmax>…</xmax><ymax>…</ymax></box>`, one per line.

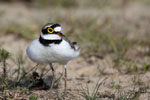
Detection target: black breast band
<box><xmin>39</xmin><ymin>36</ymin><xmax>62</xmax><ymax>46</ymax></box>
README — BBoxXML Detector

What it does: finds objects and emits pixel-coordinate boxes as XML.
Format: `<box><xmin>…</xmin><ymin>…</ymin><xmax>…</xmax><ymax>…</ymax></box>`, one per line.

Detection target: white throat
<box><xmin>40</xmin><ymin>32</ymin><xmax>61</xmax><ymax>40</ymax></box>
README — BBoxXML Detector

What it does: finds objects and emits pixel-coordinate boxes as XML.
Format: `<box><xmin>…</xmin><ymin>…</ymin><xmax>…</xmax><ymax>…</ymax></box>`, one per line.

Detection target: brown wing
<box><xmin>61</xmin><ymin>35</ymin><xmax>76</xmax><ymax>50</ymax></box>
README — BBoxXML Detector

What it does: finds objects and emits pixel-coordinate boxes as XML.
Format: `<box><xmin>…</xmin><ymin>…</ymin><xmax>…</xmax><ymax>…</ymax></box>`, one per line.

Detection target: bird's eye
<box><xmin>47</xmin><ymin>28</ymin><xmax>54</xmax><ymax>34</ymax></box>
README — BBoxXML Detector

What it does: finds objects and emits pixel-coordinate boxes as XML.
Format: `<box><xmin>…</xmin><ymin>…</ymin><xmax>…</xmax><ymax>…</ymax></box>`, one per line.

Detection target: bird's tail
<box><xmin>72</xmin><ymin>42</ymin><xmax>80</xmax><ymax>52</ymax></box>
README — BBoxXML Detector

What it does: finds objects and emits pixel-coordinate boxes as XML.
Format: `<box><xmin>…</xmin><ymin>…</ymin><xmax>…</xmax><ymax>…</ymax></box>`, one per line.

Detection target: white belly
<box><xmin>26</xmin><ymin>39</ymin><xmax>80</xmax><ymax>64</ymax></box>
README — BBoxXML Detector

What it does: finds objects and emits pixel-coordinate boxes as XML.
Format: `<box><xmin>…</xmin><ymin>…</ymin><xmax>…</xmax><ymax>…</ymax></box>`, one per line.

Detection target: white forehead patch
<box><xmin>44</xmin><ymin>24</ymin><xmax>53</xmax><ymax>29</ymax></box>
<box><xmin>54</xmin><ymin>26</ymin><xmax>61</xmax><ymax>32</ymax></box>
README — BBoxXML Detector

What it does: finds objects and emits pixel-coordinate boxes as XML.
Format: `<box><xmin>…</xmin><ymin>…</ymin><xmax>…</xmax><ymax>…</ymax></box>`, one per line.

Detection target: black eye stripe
<box><xmin>42</xmin><ymin>28</ymin><xmax>58</xmax><ymax>34</ymax></box>
<box><xmin>48</xmin><ymin>28</ymin><xmax>54</xmax><ymax>33</ymax></box>
<box><xmin>42</xmin><ymin>28</ymin><xmax>47</xmax><ymax>34</ymax></box>
<box><xmin>42</xmin><ymin>23</ymin><xmax>61</xmax><ymax>34</ymax></box>
<box><xmin>51</xmin><ymin>24</ymin><xmax>60</xmax><ymax>29</ymax></box>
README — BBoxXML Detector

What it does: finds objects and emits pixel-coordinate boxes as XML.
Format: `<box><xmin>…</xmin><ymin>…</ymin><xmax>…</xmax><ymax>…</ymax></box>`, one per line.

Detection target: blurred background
<box><xmin>0</xmin><ymin>0</ymin><xmax>150</xmax><ymax>99</ymax></box>
<box><xmin>0</xmin><ymin>0</ymin><xmax>150</xmax><ymax>56</ymax></box>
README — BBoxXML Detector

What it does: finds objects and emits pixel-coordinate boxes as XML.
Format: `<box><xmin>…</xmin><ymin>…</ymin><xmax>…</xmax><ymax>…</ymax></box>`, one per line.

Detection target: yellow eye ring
<box><xmin>47</xmin><ymin>28</ymin><xmax>54</xmax><ymax>34</ymax></box>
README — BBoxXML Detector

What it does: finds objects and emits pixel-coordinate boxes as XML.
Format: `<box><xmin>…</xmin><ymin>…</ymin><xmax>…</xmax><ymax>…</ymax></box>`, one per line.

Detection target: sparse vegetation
<box><xmin>117</xmin><ymin>90</ymin><xmax>140</xmax><ymax>100</ymax></box>
<box><xmin>3</xmin><ymin>23</ymin><xmax>38</xmax><ymax>40</ymax></box>
<box><xmin>81</xmin><ymin>79</ymin><xmax>103</xmax><ymax>100</ymax></box>
<box><xmin>0</xmin><ymin>48</ymin><xmax>11</xmax><ymax>100</ymax></box>
<box><xmin>141</xmin><ymin>61</ymin><xmax>149</xmax><ymax>71</ymax></box>
<box><xmin>29</xmin><ymin>96</ymin><xmax>38</xmax><ymax>100</ymax></box>
<box><xmin>0</xmin><ymin>48</ymin><xmax>11</xmax><ymax>80</ymax></box>
<box><xmin>35</xmin><ymin>0</ymin><xmax>78</xmax><ymax>8</ymax></box>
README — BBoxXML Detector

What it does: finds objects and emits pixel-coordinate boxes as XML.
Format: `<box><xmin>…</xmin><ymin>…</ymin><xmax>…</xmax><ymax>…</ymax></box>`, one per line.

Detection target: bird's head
<box><xmin>40</xmin><ymin>23</ymin><xmax>64</xmax><ymax>40</ymax></box>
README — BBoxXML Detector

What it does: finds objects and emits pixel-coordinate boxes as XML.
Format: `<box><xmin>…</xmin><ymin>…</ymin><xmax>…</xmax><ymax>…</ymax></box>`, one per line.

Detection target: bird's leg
<box><xmin>49</xmin><ymin>63</ymin><xmax>55</xmax><ymax>77</ymax></box>
<box><xmin>64</xmin><ymin>65</ymin><xmax>67</xmax><ymax>91</ymax></box>
<box><xmin>34</xmin><ymin>64</ymin><xmax>39</xmax><ymax>72</ymax></box>
<box><xmin>49</xmin><ymin>63</ymin><xmax>55</xmax><ymax>89</ymax></box>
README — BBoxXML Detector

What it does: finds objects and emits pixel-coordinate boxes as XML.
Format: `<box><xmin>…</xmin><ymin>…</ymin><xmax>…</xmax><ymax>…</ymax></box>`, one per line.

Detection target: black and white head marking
<box><xmin>42</xmin><ymin>23</ymin><xmax>61</xmax><ymax>35</ymax></box>
<box><xmin>39</xmin><ymin>23</ymin><xmax>63</xmax><ymax>46</ymax></box>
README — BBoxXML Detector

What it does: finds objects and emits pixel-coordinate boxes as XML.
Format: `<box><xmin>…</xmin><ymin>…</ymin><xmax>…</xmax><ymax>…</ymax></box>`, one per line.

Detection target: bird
<box><xmin>26</xmin><ymin>23</ymin><xmax>80</xmax><ymax>90</ymax></box>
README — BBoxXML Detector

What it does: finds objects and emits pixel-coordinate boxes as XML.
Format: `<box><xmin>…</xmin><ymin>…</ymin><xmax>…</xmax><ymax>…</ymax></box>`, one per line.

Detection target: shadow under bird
<box><xmin>26</xmin><ymin>23</ymin><xmax>80</xmax><ymax>89</ymax></box>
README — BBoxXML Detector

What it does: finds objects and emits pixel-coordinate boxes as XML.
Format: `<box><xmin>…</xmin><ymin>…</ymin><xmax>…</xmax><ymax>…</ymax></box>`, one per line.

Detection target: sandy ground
<box><xmin>0</xmin><ymin>2</ymin><xmax>150</xmax><ymax>100</ymax></box>
<box><xmin>1</xmin><ymin>34</ymin><xmax>150</xmax><ymax>99</ymax></box>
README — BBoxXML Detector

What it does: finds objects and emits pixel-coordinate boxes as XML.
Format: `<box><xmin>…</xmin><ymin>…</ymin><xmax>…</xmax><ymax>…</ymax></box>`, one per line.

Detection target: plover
<box><xmin>26</xmin><ymin>23</ymin><xmax>80</xmax><ymax>89</ymax></box>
